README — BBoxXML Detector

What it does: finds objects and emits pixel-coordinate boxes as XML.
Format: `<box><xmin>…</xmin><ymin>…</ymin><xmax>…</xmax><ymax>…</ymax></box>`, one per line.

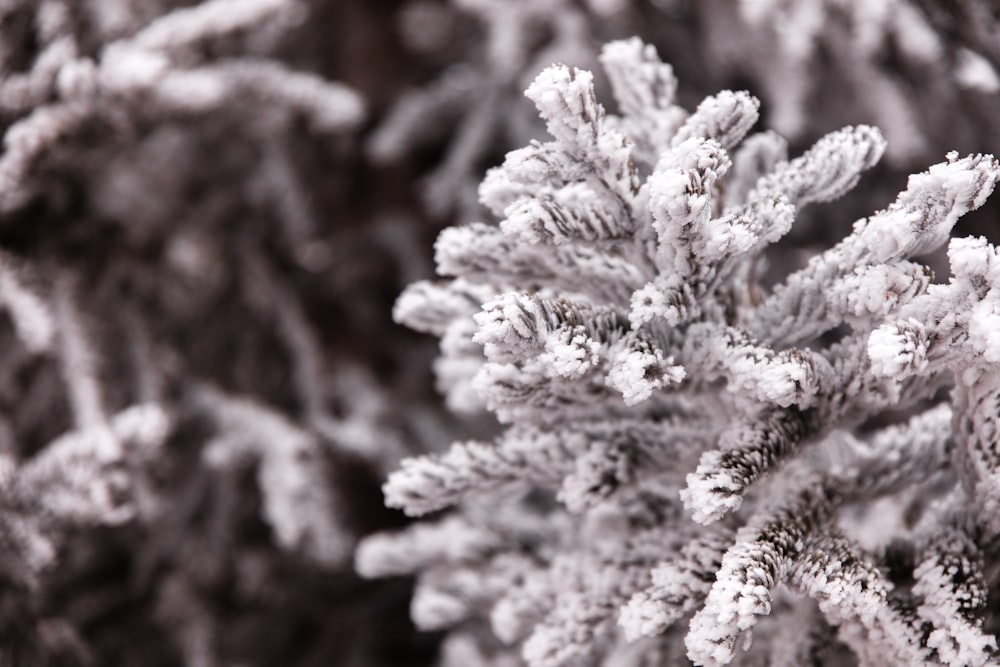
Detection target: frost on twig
<box><xmin>0</xmin><ymin>280</ymin><xmax>173</xmax><ymax>584</ymax></box>
<box><xmin>368</xmin><ymin>0</ymin><xmax>600</xmax><ymax>218</ymax></box>
<box><xmin>196</xmin><ymin>385</ymin><xmax>352</xmax><ymax>567</ymax></box>
<box><xmin>370</xmin><ymin>36</ymin><xmax>1000</xmax><ymax>667</ymax></box>
<box><xmin>0</xmin><ymin>0</ymin><xmax>364</xmax><ymax>217</ymax></box>
<box><xmin>0</xmin><ymin>0</ymin><xmax>419</xmax><ymax>663</ymax></box>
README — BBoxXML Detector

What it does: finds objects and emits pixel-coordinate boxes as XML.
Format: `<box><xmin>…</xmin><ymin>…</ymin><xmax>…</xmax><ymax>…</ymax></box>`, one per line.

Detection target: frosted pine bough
<box><xmin>0</xmin><ymin>0</ymin><xmax>400</xmax><ymax>661</ymax></box>
<box><xmin>359</xmin><ymin>37</ymin><xmax>1000</xmax><ymax>666</ymax></box>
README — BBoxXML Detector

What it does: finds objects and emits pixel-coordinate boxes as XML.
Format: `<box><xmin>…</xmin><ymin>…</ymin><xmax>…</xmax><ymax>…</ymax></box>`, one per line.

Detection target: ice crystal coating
<box><xmin>365</xmin><ymin>36</ymin><xmax>1000</xmax><ymax>667</ymax></box>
